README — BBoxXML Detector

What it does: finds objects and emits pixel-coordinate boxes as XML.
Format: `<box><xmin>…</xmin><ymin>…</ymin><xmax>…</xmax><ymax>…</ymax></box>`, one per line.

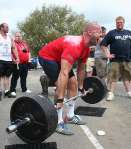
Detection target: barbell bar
<box><xmin>6</xmin><ymin>89</ymin><xmax>93</xmax><ymax>135</ymax></box>
<box><xmin>63</xmin><ymin>88</ymin><xmax>93</xmax><ymax>104</ymax></box>
<box><xmin>6</xmin><ymin>76</ymin><xmax>107</xmax><ymax>143</ymax></box>
<box><xmin>6</xmin><ymin>88</ymin><xmax>94</xmax><ymax>135</ymax></box>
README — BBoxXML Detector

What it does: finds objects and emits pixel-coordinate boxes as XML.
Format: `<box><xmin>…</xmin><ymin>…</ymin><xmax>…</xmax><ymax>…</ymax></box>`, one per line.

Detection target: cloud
<box><xmin>44</xmin><ymin>0</ymin><xmax>131</xmax><ymax>30</ymax></box>
<box><xmin>61</xmin><ymin>0</ymin><xmax>131</xmax><ymax>29</ymax></box>
<box><xmin>0</xmin><ymin>0</ymin><xmax>131</xmax><ymax>32</ymax></box>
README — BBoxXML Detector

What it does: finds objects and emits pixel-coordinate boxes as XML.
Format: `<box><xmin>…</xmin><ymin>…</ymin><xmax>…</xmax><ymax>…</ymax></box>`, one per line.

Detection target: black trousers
<box><xmin>10</xmin><ymin>63</ymin><xmax>29</xmax><ymax>92</ymax></box>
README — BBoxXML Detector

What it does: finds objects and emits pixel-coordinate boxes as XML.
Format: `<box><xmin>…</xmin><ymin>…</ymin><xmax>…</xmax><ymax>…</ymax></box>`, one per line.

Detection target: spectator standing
<box><xmin>0</xmin><ymin>23</ymin><xmax>19</xmax><ymax>100</ymax></box>
<box><xmin>95</xmin><ymin>26</ymin><xmax>108</xmax><ymax>80</ymax></box>
<box><xmin>101</xmin><ymin>16</ymin><xmax>131</xmax><ymax>101</ymax></box>
<box><xmin>8</xmin><ymin>32</ymin><xmax>31</xmax><ymax>98</ymax></box>
<box><xmin>86</xmin><ymin>46</ymin><xmax>96</xmax><ymax>77</ymax></box>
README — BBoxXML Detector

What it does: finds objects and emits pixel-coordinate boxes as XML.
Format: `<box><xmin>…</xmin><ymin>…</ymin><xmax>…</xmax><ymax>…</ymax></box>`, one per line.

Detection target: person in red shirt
<box><xmin>38</xmin><ymin>22</ymin><xmax>102</xmax><ymax>135</ymax></box>
<box><xmin>7</xmin><ymin>32</ymin><xmax>31</xmax><ymax>98</ymax></box>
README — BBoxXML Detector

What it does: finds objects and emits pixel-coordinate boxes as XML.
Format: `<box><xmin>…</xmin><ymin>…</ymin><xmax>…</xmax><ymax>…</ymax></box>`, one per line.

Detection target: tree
<box><xmin>17</xmin><ymin>5</ymin><xmax>87</xmax><ymax>56</ymax></box>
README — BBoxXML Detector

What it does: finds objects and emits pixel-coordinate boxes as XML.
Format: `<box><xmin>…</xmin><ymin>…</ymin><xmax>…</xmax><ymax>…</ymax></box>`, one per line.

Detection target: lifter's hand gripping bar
<box><xmin>64</xmin><ymin>88</ymin><xmax>93</xmax><ymax>104</ymax></box>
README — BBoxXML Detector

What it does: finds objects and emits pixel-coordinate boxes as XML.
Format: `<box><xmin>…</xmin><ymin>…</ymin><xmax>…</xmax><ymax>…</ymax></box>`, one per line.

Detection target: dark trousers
<box><xmin>10</xmin><ymin>63</ymin><xmax>29</xmax><ymax>92</ymax></box>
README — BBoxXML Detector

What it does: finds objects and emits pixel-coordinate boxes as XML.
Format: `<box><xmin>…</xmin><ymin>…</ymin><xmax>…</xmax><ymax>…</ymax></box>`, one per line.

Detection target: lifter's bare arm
<box><xmin>77</xmin><ymin>61</ymin><xmax>85</xmax><ymax>90</ymax></box>
<box><xmin>56</xmin><ymin>59</ymin><xmax>72</xmax><ymax>99</ymax></box>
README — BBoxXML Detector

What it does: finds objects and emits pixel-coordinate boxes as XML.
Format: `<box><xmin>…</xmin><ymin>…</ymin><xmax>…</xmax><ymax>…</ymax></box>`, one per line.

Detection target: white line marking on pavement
<box><xmin>80</xmin><ymin>125</ymin><xmax>104</xmax><ymax>149</ymax></box>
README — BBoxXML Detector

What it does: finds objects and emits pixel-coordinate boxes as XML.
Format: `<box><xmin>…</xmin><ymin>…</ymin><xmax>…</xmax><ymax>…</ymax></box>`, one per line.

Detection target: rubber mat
<box><xmin>75</xmin><ymin>106</ymin><xmax>106</xmax><ymax>117</ymax></box>
<box><xmin>5</xmin><ymin>142</ymin><xmax>57</xmax><ymax>149</ymax></box>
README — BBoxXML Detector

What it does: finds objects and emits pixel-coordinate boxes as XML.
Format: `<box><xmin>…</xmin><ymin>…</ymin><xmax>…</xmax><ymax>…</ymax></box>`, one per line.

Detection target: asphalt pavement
<box><xmin>0</xmin><ymin>69</ymin><xmax>131</xmax><ymax>149</ymax></box>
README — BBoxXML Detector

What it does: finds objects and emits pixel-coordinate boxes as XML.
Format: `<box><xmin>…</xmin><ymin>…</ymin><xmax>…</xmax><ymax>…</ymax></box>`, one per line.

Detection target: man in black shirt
<box><xmin>101</xmin><ymin>16</ymin><xmax>131</xmax><ymax>100</ymax></box>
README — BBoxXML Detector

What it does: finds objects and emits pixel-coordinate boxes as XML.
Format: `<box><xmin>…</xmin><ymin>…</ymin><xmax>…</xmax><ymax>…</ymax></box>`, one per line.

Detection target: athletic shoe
<box><xmin>8</xmin><ymin>92</ymin><xmax>16</xmax><ymax>98</ymax></box>
<box><xmin>66</xmin><ymin>115</ymin><xmax>86</xmax><ymax>125</ymax></box>
<box><xmin>41</xmin><ymin>91</ymin><xmax>48</xmax><ymax>98</ymax></box>
<box><xmin>106</xmin><ymin>91</ymin><xmax>114</xmax><ymax>101</ymax></box>
<box><xmin>55</xmin><ymin>122</ymin><xmax>74</xmax><ymax>135</ymax></box>
<box><xmin>4</xmin><ymin>90</ymin><xmax>10</xmax><ymax>97</ymax></box>
<box><xmin>24</xmin><ymin>89</ymin><xmax>32</xmax><ymax>93</ymax></box>
<box><xmin>127</xmin><ymin>91</ymin><xmax>131</xmax><ymax>98</ymax></box>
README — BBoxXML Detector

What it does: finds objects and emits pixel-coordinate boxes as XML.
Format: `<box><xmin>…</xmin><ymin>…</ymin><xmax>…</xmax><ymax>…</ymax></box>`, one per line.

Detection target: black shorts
<box><xmin>0</xmin><ymin>60</ymin><xmax>14</xmax><ymax>77</ymax></box>
<box><xmin>38</xmin><ymin>57</ymin><xmax>75</xmax><ymax>83</ymax></box>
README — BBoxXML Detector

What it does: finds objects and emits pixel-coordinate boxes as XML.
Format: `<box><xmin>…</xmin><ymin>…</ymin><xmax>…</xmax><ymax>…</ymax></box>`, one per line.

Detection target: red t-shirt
<box><xmin>14</xmin><ymin>40</ymin><xmax>30</xmax><ymax>64</ymax></box>
<box><xmin>39</xmin><ymin>36</ymin><xmax>90</xmax><ymax>65</ymax></box>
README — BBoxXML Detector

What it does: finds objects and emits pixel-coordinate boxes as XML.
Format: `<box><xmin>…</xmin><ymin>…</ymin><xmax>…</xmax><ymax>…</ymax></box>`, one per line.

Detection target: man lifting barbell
<box><xmin>38</xmin><ymin>22</ymin><xmax>102</xmax><ymax>135</ymax></box>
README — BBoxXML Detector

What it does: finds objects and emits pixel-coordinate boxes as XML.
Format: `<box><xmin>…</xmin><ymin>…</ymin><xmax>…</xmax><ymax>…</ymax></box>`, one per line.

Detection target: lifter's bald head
<box><xmin>83</xmin><ymin>22</ymin><xmax>101</xmax><ymax>32</ymax></box>
<box><xmin>83</xmin><ymin>22</ymin><xmax>102</xmax><ymax>47</ymax></box>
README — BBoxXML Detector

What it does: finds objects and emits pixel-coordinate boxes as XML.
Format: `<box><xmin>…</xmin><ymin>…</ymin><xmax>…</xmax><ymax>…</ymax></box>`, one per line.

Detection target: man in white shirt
<box><xmin>0</xmin><ymin>23</ymin><xmax>19</xmax><ymax>100</ymax></box>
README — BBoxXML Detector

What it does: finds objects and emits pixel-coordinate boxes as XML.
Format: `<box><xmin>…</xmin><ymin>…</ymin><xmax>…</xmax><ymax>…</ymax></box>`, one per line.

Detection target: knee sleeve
<box><xmin>40</xmin><ymin>74</ymin><xmax>49</xmax><ymax>96</ymax></box>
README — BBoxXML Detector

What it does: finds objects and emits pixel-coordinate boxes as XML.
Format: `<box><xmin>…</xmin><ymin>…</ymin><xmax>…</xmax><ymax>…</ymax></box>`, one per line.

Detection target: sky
<box><xmin>0</xmin><ymin>0</ymin><xmax>131</xmax><ymax>33</ymax></box>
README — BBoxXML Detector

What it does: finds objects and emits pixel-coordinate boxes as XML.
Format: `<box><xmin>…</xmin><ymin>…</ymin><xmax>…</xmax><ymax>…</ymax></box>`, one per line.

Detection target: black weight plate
<box><xmin>82</xmin><ymin>77</ymin><xmax>107</xmax><ymax>104</ymax></box>
<box><xmin>10</xmin><ymin>95</ymin><xmax>58</xmax><ymax>143</ymax></box>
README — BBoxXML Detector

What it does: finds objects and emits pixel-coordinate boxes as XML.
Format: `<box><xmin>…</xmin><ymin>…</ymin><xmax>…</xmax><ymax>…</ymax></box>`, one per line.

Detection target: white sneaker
<box><xmin>25</xmin><ymin>89</ymin><xmax>32</xmax><ymax>93</ymax></box>
<box><xmin>11</xmin><ymin>92</ymin><xmax>16</xmax><ymax>96</ymax></box>
<box><xmin>8</xmin><ymin>92</ymin><xmax>16</xmax><ymax>98</ymax></box>
<box><xmin>106</xmin><ymin>92</ymin><xmax>114</xmax><ymax>101</ymax></box>
<box><xmin>127</xmin><ymin>91</ymin><xmax>131</xmax><ymax>98</ymax></box>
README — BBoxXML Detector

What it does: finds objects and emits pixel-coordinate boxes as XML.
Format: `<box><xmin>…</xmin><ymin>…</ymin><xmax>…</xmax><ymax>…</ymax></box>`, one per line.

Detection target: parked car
<box><xmin>28</xmin><ymin>57</ymin><xmax>42</xmax><ymax>70</ymax></box>
<box><xmin>28</xmin><ymin>57</ymin><xmax>37</xmax><ymax>70</ymax></box>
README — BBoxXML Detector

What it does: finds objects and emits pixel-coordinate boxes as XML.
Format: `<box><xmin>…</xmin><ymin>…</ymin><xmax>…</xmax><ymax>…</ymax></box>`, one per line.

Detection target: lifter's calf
<box><xmin>67</xmin><ymin>77</ymin><xmax>78</xmax><ymax>97</ymax></box>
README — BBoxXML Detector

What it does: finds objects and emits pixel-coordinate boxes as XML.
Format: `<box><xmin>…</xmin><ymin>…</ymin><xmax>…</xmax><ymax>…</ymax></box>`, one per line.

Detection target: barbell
<box><xmin>6</xmin><ymin>76</ymin><xmax>107</xmax><ymax>143</ymax></box>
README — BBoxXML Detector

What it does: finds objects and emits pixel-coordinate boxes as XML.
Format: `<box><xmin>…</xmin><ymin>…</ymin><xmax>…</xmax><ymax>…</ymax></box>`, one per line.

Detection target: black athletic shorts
<box><xmin>0</xmin><ymin>60</ymin><xmax>14</xmax><ymax>77</ymax></box>
<box><xmin>38</xmin><ymin>57</ymin><xmax>75</xmax><ymax>83</ymax></box>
